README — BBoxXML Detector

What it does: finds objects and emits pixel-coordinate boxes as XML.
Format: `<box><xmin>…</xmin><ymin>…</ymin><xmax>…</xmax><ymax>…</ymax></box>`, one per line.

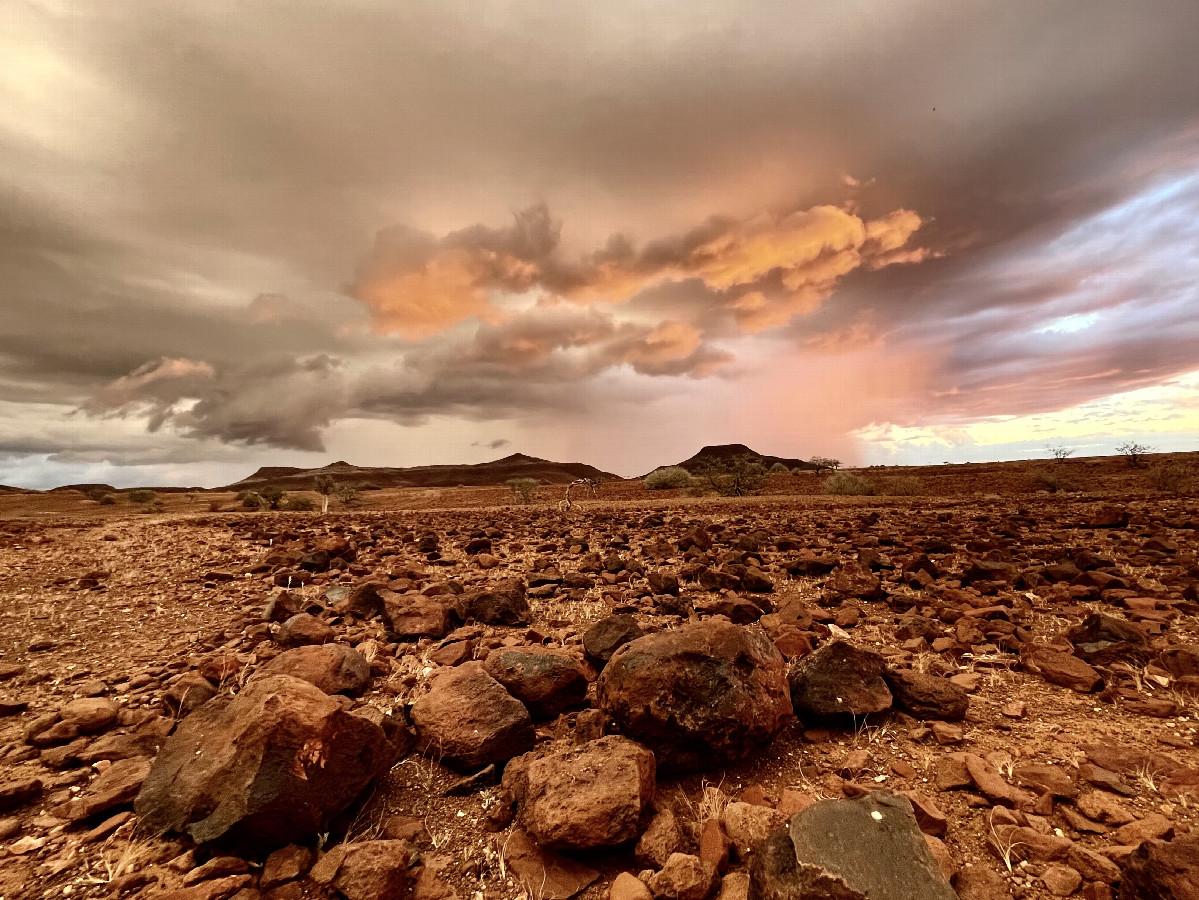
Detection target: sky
<box><xmin>2</xmin><ymin>1</ymin><xmax>1198</xmax><ymax>489</ymax></box>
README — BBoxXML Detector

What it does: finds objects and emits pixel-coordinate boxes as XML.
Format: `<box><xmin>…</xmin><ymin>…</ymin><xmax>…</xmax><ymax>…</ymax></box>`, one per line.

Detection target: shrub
<box><xmin>283</xmin><ymin>495</ymin><xmax>317</xmax><ymax>511</ymax></box>
<box><xmin>336</xmin><ymin>484</ymin><xmax>362</xmax><ymax>507</ymax></box>
<box><xmin>507</xmin><ymin>477</ymin><xmax>538</xmax><ymax>504</ymax></box>
<box><xmin>1047</xmin><ymin>445</ymin><xmax>1075</xmax><ymax>462</ymax></box>
<box><xmin>1028</xmin><ymin>469</ymin><xmax>1076</xmax><ymax>493</ymax></box>
<box><xmin>644</xmin><ymin>466</ymin><xmax>694</xmax><ymax>490</ymax></box>
<box><xmin>239</xmin><ymin>491</ymin><xmax>264</xmax><ymax>510</ymax></box>
<box><xmin>98</xmin><ymin>494</ymin><xmax>116</xmax><ymax>505</ymax></box>
<box><xmin>822</xmin><ymin>472</ymin><xmax>877</xmax><ymax>495</ymax></box>
<box><xmin>260</xmin><ymin>485</ymin><xmax>286</xmax><ymax>509</ymax></box>
<box><xmin>697</xmin><ymin>456</ymin><xmax>769</xmax><ymax>497</ymax></box>
<box><xmin>883</xmin><ymin>476</ymin><xmax>924</xmax><ymax>496</ymax></box>
<box><xmin>768</xmin><ymin>462</ymin><xmax>791</xmax><ymax>474</ymax></box>
<box><xmin>358</xmin><ymin>481</ymin><xmax>382</xmax><ymax>491</ymax></box>
<box><xmin>127</xmin><ymin>489</ymin><xmax>154</xmax><ymax>503</ymax></box>
<box><xmin>1147</xmin><ymin>463</ymin><xmax>1192</xmax><ymax>493</ymax></box>
<box><xmin>1116</xmin><ymin>441</ymin><xmax>1154</xmax><ymax>468</ymax></box>
<box><xmin>207</xmin><ymin>500</ymin><xmax>225</xmax><ymax>512</ymax></box>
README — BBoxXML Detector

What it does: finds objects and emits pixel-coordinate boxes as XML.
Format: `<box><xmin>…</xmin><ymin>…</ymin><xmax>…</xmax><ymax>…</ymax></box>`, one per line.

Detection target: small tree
<box><xmin>697</xmin><ymin>456</ymin><xmax>769</xmax><ymax>497</ymax></box>
<box><xmin>313</xmin><ymin>475</ymin><xmax>335</xmax><ymax>514</ymax></box>
<box><xmin>127</xmin><ymin>489</ymin><xmax>154</xmax><ymax>503</ymax></box>
<box><xmin>1116</xmin><ymin>441</ymin><xmax>1154</xmax><ymax>468</ymax></box>
<box><xmin>239</xmin><ymin>490</ymin><xmax>264</xmax><ymax>510</ymax></box>
<box><xmin>1047</xmin><ymin>445</ymin><xmax>1075</xmax><ymax>462</ymax></box>
<box><xmin>506</xmin><ymin>477</ymin><xmax>538</xmax><ymax>504</ymax></box>
<box><xmin>808</xmin><ymin>456</ymin><xmax>841</xmax><ymax>474</ymax></box>
<box><xmin>260</xmin><ymin>485</ymin><xmax>286</xmax><ymax>510</ymax></box>
<box><xmin>335</xmin><ymin>483</ymin><xmax>362</xmax><ymax>508</ymax></box>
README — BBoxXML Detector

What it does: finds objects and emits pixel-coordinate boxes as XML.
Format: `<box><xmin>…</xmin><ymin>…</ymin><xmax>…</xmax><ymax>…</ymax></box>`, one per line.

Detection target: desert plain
<box><xmin>1</xmin><ymin>452</ymin><xmax>1197</xmax><ymax>900</ymax></box>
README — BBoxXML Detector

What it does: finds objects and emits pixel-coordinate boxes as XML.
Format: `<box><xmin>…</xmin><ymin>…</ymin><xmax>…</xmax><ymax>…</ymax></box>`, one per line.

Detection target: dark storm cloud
<box><xmin>3</xmin><ymin>1</ymin><xmax>1199</xmax><ymax>472</ymax></box>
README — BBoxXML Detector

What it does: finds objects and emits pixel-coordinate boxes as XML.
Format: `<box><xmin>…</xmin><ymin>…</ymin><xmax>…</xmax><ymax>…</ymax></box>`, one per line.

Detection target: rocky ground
<box><xmin>1</xmin><ymin>480</ymin><xmax>1198</xmax><ymax>900</ymax></box>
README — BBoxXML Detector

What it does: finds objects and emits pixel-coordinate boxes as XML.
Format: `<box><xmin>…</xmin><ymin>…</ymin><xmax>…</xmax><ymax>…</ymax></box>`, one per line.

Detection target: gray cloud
<box><xmin>3</xmin><ymin>1</ymin><xmax>1199</xmax><ymax>481</ymax></box>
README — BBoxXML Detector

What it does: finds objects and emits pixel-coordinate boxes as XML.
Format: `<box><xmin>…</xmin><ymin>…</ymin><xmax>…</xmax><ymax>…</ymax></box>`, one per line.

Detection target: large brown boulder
<box><xmin>409</xmin><ymin>662</ymin><xmax>535</xmax><ymax>771</ymax></box>
<box><xmin>884</xmin><ymin>669</ymin><xmax>969</xmax><ymax>721</ymax></box>
<box><xmin>260</xmin><ymin>644</ymin><xmax>371</xmax><ymax>695</ymax></box>
<box><xmin>504</xmin><ymin>735</ymin><xmax>655</xmax><ymax>850</ymax></box>
<box><xmin>483</xmin><ymin>647</ymin><xmax>588</xmax><ymax>719</ymax></box>
<box><xmin>597</xmin><ymin>621</ymin><xmax>792</xmax><ymax>772</ymax></box>
<box><xmin>789</xmin><ymin>641</ymin><xmax>893</xmax><ymax>719</ymax></box>
<box><xmin>1119</xmin><ymin>832</ymin><xmax>1199</xmax><ymax>900</ymax></box>
<box><xmin>308</xmin><ymin>840</ymin><xmax>411</xmax><ymax>900</ymax></box>
<box><xmin>1022</xmin><ymin>647</ymin><xmax>1103</xmax><ymax>692</ymax></box>
<box><xmin>134</xmin><ymin>675</ymin><xmax>395</xmax><ymax>853</ymax></box>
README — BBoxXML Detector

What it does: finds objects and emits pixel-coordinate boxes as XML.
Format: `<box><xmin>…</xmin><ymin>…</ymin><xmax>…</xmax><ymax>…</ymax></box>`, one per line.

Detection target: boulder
<box><xmin>647</xmin><ymin>853</ymin><xmax>717</xmax><ymax>900</ymax></box>
<box><xmin>276</xmin><ymin>613</ymin><xmax>334</xmax><ymax>647</ymax></box>
<box><xmin>1119</xmin><ymin>832</ymin><xmax>1199</xmax><ymax>900</ymax></box>
<box><xmin>483</xmin><ymin>647</ymin><xmax>588</xmax><ymax>719</ymax></box>
<box><xmin>260</xmin><ymin>644</ymin><xmax>371</xmax><ymax>695</ymax></box>
<box><xmin>884</xmin><ymin>670</ymin><xmax>969</xmax><ymax>721</ymax></box>
<box><xmin>504</xmin><ymin>735</ymin><xmax>655</xmax><ymax>850</ymax></box>
<box><xmin>409</xmin><ymin>662</ymin><xmax>534</xmax><ymax>771</ymax></box>
<box><xmin>59</xmin><ymin>698</ymin><xmax>120</xmax><ymax>733</ymax></box>
<box><xmin>382</xmin><ymin>593</ymin><xmax>456</xmax><ymax>640</ymax></box>
<box><xmin>749</xmin><ymin>793</ymin><xmax>957</xmax><ymax>900</ymax></box>
<box><xmin>308</xmin><ymin>840</ymin><xmax>411</xmax><ymax>900</ymax></box>
<box><xmin>455</xmin><ymin>579</ymin><xmax>530</xmax><ymax>625</ymax></box>
<box><xmin>584</xmin><ymin>615</ymin><xmax>645</xmax><ymax>668</ymax></box>
<box><xmin>598</xmin><ymin>621</ymin><xmax>792</xmax><ymax>772</ymax></box>
<box><xmin>1022</xmin><ymin>648</ymin><xmax>1103</xmax><ymax>692</ymax></box>
<box><xmin>789</xmin><ymin>642</ymin><xmax>893</xmax><ymax>719</ymax></box>
<box><xmin>134</xmin><ymin>675</ymin><xmax>394</xmax><ymax>853</ymax></box>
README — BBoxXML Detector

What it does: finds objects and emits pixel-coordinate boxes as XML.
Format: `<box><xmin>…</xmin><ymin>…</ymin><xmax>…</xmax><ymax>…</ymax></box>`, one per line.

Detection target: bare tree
<box><xmin>506</xmin><ymin>477</ymin><xmax>538</xmax><ymax>504</ymax></box>
<box><xmin>1047</xmin><ymin>445</ymin><xmax>1075</xmax><ymax>462</ymax></box>
<box><xmin>1116</xmin><ymin>441</ymin><xmax>1154</xmax><ymax>469</ymax></box>
<box><xmin>335</xmin><ymin>483</ymin><xmax>362</xmax><ymax>508</ymax></box>
<box><xmin>557</xmin><ymin>478</ymin><xmax>598</xmax><ymax>512</ymax></box>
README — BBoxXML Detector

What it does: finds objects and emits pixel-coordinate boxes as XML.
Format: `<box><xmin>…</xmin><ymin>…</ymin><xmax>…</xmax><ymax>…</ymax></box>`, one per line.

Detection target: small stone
<box><xmin>1041</xmin><ymin>864</ymin><xmax>1082</xmax><ymax>896</ymax></box>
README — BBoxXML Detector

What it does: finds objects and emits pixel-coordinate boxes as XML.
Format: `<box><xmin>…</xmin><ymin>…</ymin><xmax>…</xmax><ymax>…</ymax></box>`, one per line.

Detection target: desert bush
<box><xmin>207</xmin><ymin>500</ymin><xmax>225</xmax><ymax>512</ymax></box>
<box><xmin>98</xmin><ymin>494</ymin><xmax>116</xmax><ymax>505</ymax></box>
<box><xmin>283</xmin><ymin>495</ymin><xmax>317</xmax><ymax>511</ymax></box>
<box><xmin>768</xmin><ymin>462</ymin><xmax>791</xmax><ymax>474</ymax></box>
<box><xmin>358</xmin><ymin>481</ymin><xmax>382</xmax><ymax>491</ymax></box>
<box><xmin>697</xmin><ymin>456</ymin><xmax>769</xmax><ymax>496</ymax></box>
<box><xmin>1028</xmin><ymin>468</ymin><xmax>1077</xmax><ymax>493</ymax></box>
<box><xmin>822</xmin><ymin>472</ymin><xmax>877</xmax><ymax>496</ymax></box>
<box><xmin>260</xmin><ymin>485</ymin><xmax>286</xmax><ymax>510</ymax></box>
<box><xmin>883</xmin><ymin>476</ymin><xmax>924</xmax><ymax>496</ymax></box>
<box><xmin>1147</xmin><ymin>463</ymin><xmax>1192</xmax><ymax>493</ymax></box>
<box><xmin>336</xmin><ymin>484</ymin><xmax>363</xmax><ymax>507</ymax></box>
<box><xmin>127</xmin><ymin>489</ymin><xmax>154</xmax><ymax>503</ymax></box>
<box><xmin>507</xmin><ymin>477</ymin><xmax>538</xmax><ymax>504</ymax></box>
<box><xmin>1116</xmin><ymin>441</ymin><xmax>1154</xmax><ymax>468</ymax></box>
<box><xmin>644</xmin><ymin>466</ymin><xmax>694</xmax><ymax>490</ymax></box>
<box><xmin>239</xmin><ymin>491</ymin><xmax>264</xmax><ymax>510</ymax></box>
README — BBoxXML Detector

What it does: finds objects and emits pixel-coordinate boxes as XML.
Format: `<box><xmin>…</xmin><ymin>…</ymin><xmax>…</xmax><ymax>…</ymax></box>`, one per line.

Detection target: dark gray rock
<box><xmin>788</xmin><ymin>642</ymin><xmax>892</xmax><ymax>719</ymax></box>
<box><xmin>749</xmin><ymin>792</ymin><xmax>958</xmax><ymax>900</ymax></box>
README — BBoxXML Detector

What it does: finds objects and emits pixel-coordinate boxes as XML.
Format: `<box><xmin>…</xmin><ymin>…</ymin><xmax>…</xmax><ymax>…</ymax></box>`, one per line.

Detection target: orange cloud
<box><xmin>350</xmin><ymin>202</ymin><xmax>927</xmax><ymax>339</ymax></box>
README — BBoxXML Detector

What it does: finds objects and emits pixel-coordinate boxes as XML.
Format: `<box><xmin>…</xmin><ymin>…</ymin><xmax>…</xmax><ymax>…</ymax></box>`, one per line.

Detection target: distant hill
<box><xmin>48</xmin><ymin>483</ymin><xmax>117</xmax><ymax>494</ymax></box>
<box><xmin>224</xmin><ymin>453</ymin><xmax>621</xmax><ymax>491</ymax></box>
<box><xmin>649</xmin><ymin>444</ymin><xmax>816</xmax><ymax>477</ymax></box>
<box><xmin>0</xmin><ymin>484</ymin><xmax>32</xmax><ymax>494</ymax></box>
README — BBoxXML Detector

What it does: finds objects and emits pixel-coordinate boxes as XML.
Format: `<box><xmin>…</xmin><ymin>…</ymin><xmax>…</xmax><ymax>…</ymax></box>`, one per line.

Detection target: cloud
<box><xmin>472</xmin><ymin>438</ymin><xmax>511</xmax><ymax>450</ymax></box>
<box><xmin>350</xmin><ymin>203</ymin><xmax>926</xmax><ymax>338</ymax></box>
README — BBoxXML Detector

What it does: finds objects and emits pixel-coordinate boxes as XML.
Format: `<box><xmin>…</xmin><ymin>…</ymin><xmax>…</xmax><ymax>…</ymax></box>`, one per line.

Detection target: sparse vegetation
<box><xmin>239</xmin><ymin>490</ymin><xmax>265</xmax><ymax>510</ymax></box>
<box><xmin>283</xmin><ymin>495</ymin><xmax>317</xmax><ymax>511</ymax></box>
<box><xmin>644</xmin><ymin>466</ymin><xmax>695</xmax><ymax>490</ymax></box>
<box><xmin>1147</xmin><ymin>462</ymin><xmax>1193</xmax><ymax>493</ymax></box>
<box><xmin>808</xmin><ymin>456</ymin><xmax>841</xmax><ymax>474</ymax></box>
<box><xmin>768</xmin><ymin>462</ymin><xmax>791</xmax><ymax>474</ymax></box>
<box><xmin>98</xmin><ymin>494</ymin><xmax>116</xmax><ymax>505</ymax></box>
<box><xmin>882</xmin><ymin>475</ymin><xmax>923</xmax><ymax>496</ymax></box>
<box><xmin>127</xmin><ymin>489</ymin><xmax>154</xmax><ymax>504</ymax></box>
<box><xmin>506</xmin><ymin>477</ymin><xmax>539</xmax><ymax>504</ymax></box>
<box><xmin>696</xmin><ymin>456</ymin><xmax>769</xmax><ymax>497</ymax></box>
<box><xmin>822</xmin><ymin>471</ymin><xmax>877</xmax><ymax>495</ymax></box>
<box><xmin>1028</xmin><ymin>468</ymin><xmax>1077</xmax><ymax>494</ymax></box>
<box><xmin>336</xmin><ymin>483</ymin><xmax>363</xmax><ymax>508</ymax></box>
<box><xmin>1116</xmin><ymin>440</ymin><xmax>1155</xmax><ymax>468</ymax></box>
<box><xmin>1047</xmin><ymin>445</ymin><xmax>1075</xmax><ymax>461</ymax></box>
